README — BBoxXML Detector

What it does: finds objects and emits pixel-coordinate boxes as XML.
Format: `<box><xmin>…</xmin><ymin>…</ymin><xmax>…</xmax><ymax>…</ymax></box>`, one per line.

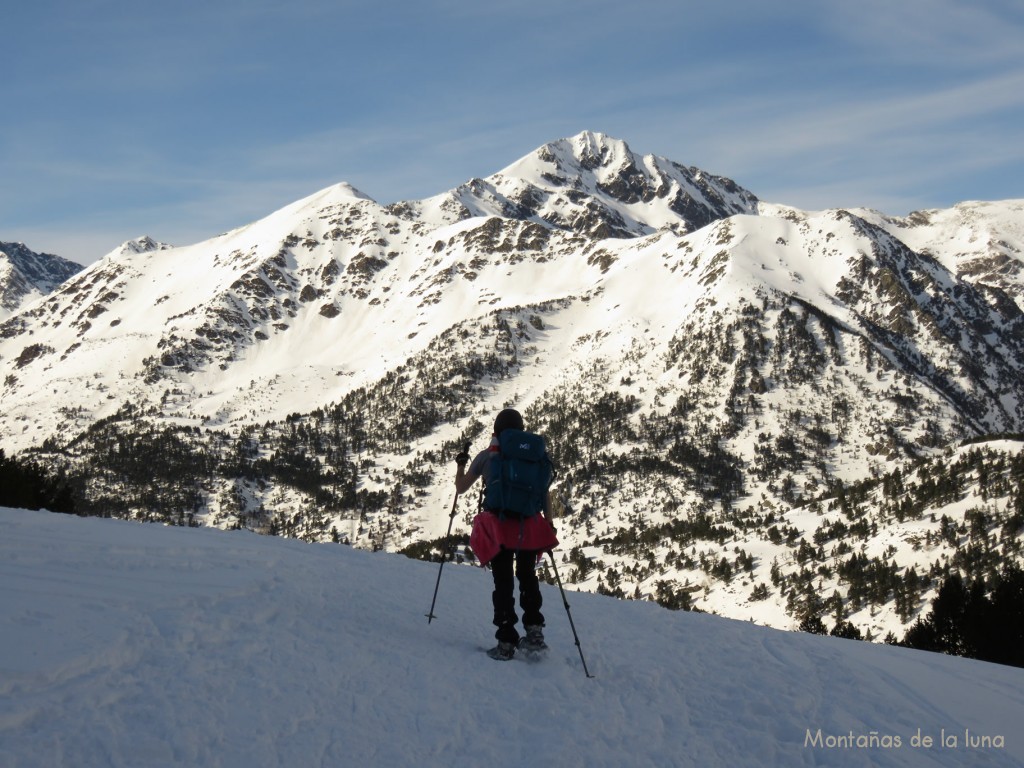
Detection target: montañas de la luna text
<box><xmin>804</xmin><ymin>728</ymin><xmax>1005</xmax><ymax>750</ymax></box>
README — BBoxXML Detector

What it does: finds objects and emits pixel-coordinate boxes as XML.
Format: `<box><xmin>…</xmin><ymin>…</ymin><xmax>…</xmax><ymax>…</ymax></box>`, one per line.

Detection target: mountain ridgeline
<box><xmin>2</xmin><ymin>131</ymin><xmax>1024</xmax><ymax>642</ymax></box>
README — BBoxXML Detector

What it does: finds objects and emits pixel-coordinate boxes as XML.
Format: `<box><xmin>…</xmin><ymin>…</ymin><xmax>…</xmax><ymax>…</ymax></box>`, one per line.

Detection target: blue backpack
<box><xmin>483</xmin><ymin>429</ymin><xmax>553</xmax><ymax>518</ymax></box>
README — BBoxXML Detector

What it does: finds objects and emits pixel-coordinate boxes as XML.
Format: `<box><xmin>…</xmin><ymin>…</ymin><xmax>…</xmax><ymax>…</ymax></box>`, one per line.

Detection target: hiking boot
<box><xmin>519</xmin><ymin>625</ymin><xmax>548</xmax><ymax>656</ymax></box>
<box><xmin>486</xmin><ymin>641</ymin><xmax>516</xmax><ymax>661</ymax></box>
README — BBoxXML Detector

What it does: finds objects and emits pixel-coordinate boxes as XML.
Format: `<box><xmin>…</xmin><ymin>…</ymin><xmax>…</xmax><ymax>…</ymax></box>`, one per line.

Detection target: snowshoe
<box><xmin>518</xmin><ymin>626</ymin><xmax>549</xmax><ymax>660</ymax></box>
<box><xmin>486</xmin><ymin>641</ymin><xmax>516</xmax><ymax>661</ymax></box>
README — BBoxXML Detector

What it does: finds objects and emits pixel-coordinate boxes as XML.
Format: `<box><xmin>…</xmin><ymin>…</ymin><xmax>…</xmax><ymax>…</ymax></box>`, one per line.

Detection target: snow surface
<box><xmin>2</xmin><ymin>507</ymin><xmax>1023</xmax><ymax>768</ymax></box>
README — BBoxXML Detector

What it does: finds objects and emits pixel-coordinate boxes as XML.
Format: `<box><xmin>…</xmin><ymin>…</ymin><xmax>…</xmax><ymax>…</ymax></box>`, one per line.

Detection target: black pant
<box><xmin>491</xmin><ymin>548</ymin><xmax>544</xmax><ymax>644</ymax></box>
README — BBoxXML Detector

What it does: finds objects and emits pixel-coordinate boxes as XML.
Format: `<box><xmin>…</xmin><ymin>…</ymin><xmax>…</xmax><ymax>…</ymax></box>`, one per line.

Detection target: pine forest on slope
<box><xmin>2</xmin><ymin>131</ymin><xmax>1024</xmax><ymax>643</ymax></box>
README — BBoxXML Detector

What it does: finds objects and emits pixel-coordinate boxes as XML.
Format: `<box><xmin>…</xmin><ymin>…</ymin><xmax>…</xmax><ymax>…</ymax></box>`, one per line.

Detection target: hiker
<box><xmin>455</xmin><ymin>408</ymin><xmax>558</xmax><ymax>660</ymax></box>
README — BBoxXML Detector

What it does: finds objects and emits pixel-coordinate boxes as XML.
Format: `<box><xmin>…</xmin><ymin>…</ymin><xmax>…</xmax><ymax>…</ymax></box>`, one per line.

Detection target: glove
<box><xmin>455</xmin><ymin>451</ymin><xmax>470</xmax><ymax>468</ymax></box>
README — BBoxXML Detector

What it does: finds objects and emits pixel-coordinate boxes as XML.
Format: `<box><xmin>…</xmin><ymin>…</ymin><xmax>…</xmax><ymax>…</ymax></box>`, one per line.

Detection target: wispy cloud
<box><xmin>3</xmin><ymin>1</ymin><xmax>1022</xmax><ymax>262</ymax></box>
<box><xmin>821</xmin><ymin>0</ymin><xmax>1024</xmax><ymax>68</ymax></box>
<box><xmin>640</xmin><ymin>65</ymin><xmax>1024</xmax><ymax>211</ymax></box>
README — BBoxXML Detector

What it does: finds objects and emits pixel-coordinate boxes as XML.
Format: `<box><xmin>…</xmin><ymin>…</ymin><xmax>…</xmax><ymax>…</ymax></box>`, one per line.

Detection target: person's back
<box><xmin>455</xmin><ymin>408</ymin><xmax>558</xmax><ymax>660</ymax></box>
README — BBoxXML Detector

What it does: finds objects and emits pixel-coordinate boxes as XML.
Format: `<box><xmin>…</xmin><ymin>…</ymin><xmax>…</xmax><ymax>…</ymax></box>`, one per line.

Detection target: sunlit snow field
<box><xmin>2</xmin><ymin>507</ymin><xmax>1023</xmax><ymax>767</ymax></box>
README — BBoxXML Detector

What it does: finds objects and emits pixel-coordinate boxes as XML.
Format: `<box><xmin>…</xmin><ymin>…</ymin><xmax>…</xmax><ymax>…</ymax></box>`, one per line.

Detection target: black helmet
<box><xmin>494</xmin><ymin>408</ymin><xmax>525</xmax><ymax>435</ymax></box>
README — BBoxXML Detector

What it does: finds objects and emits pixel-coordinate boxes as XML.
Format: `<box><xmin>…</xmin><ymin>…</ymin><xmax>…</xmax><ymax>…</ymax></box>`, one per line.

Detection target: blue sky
<box><xmin>3</xmin><ymin>0</ymin><xmax>1022</xmax><ymax>265</ymax></box>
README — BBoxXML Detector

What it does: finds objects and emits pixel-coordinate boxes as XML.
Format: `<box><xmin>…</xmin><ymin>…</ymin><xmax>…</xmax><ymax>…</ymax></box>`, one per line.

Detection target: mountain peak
<box><xmin>326</xmin><ymin>181</ymin><xmax>374</xmax><ymax>202</ymax></box>
<box><xmin>0</xmin><ymin>241</ymin><xmax>83</xmax><ymax>320</ymax></box>
<box><xmin>307</xmin><ymin>182</ymin><xmax>375</xmax><ymax>206</ymax></box>
<box><xmin>487</xmin><ymin>131</ymin><xmax>758</xmax><ymax>237</ymax></box>
<box><xmin>105</xmin><ymin>236</ymin><xmax>174</xmax><ymax>260</ymax></box>
<box><xmin>264</xmin><ymin>182</ymin><xmax>378</xmax><ymax>226</ymax></box>
<box><xmin>500</xmin><ymin>130</ymin><xmax>634</xmax><ymax>179</ymax></box>
<box><xmin>566</xmin><ymin>129</ymin><xmax>632</xmax><ymax>169</ymax></box>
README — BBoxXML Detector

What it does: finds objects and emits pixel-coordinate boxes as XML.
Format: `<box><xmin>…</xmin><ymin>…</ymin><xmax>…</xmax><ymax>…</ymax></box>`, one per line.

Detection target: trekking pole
<box><xmin>547</xmin><ymin>550</ymin><xmax>594</xmax><ymax>678</ymax></box>
<box><xmin>548</xmin><ymin>481</ymin><xmax>593</xmax><ymax>677</ymax></box>
<box><xmin>426</xmin><ymin>442</ymin><xmax>470</xmax><ymax>623</ymax></box>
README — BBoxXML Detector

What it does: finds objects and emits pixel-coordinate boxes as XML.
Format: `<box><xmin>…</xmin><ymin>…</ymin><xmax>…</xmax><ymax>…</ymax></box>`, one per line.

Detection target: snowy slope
<box><xmin>855</xmin><ymin>200</ymin><xmax>1024</xmax><ymax>306</ymax></box>
<box><xmin>2</xmin><ymin>507</ymin><xmax>1022</xmax><ymax>768</ymax></box>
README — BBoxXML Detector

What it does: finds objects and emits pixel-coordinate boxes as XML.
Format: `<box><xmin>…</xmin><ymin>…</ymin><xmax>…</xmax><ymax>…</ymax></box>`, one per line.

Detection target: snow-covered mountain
<box><xmin>2</xmin><ymin>130</ymin><xmax>1023</xmax><ymax>642</ymax></box>
<box><xmin>413</xmin><ymin>130</ymin><xmax>759</xmax><ymax>237</ymax></box>
<box><xmin>0</xmin><ymin>241</ymin><xmax>83</xmax><ymax>321</ymax></box>
<box><xmin>3</xmin><ymin>507</ymin><xmax>1023</xmax><ymax>768</ymax></box>
<box><xmin>106</xmin><ymin>234</ymin><xmax>175</xmax><ymax>259</ymax></box>
<box><xmin>859</xmin><ymin>200</ymin><xmax>1024</xmax><ymax>308</ymax></box>
<box><xmin>0</xmin><ymin>132</ymin><xmax>760</xmax><ymax>448</ymax></box>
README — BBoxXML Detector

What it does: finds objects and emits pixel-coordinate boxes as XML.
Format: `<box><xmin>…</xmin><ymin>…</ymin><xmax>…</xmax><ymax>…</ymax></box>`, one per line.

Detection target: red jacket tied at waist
<box><xmin>469</xmin><ymin>512</ymin><xmax>559</xmax><ymax>566</ymax></box>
